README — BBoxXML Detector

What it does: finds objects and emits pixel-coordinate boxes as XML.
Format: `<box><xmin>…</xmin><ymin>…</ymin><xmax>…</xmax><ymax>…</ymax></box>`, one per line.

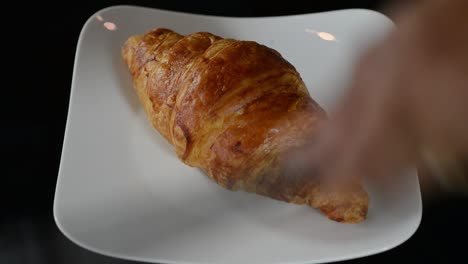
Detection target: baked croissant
<box><xmin>122</xmin><ymin>28</ymin><xmax>368</xmax><ymax>223</ymax></box>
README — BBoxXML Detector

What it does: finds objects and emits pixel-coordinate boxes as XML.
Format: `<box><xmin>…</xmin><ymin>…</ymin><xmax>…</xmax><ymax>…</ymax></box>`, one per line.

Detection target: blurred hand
<box><xmin>302</xmin><ymin>0</ymin><xmax>468</xmax><ymax>189</ymax></box>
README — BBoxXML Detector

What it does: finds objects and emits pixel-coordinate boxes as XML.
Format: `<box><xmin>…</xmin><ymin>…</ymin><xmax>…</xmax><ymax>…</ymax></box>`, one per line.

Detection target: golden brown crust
<box><xmin>122</xmin><ymin>28</ymin><xmax>368</xmax><ymax>223</ymax></box>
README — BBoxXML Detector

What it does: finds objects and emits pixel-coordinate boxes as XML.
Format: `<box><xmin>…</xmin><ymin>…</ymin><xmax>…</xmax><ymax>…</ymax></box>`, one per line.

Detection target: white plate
<box><xmin>55</xmin><ymin>5</ymin><xmax>422</xmax><ymax>264</ymax></box>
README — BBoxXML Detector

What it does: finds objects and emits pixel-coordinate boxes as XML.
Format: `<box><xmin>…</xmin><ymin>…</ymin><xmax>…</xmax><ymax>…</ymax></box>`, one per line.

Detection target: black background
<box><xmin>3</xmin><ymin>1</ymin><xmax>468</xmax><ymax>263</ymax></box>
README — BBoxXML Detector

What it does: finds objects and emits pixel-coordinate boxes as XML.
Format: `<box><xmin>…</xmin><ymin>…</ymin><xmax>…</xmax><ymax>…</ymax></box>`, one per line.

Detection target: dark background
<box><xmin>3</xmin><ymin>1</ymin><xmax>467</xmax><ymax>263</ymax></box>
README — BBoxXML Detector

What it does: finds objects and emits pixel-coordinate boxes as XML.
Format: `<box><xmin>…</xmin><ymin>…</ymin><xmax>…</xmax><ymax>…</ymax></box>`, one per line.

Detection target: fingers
<box><xmin>301</xmin><ymin>0</ymin><xmax>468</xmax><ymax>191</ymax></box>
<box><xmin>307</xmin><ymin>40</ymin><xmax>418</xmax><ymax>188</ymax></box>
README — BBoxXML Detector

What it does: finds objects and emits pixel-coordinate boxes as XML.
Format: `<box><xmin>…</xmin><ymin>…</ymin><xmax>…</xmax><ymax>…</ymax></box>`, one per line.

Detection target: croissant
<box><xmin>122</xmin><ymin>28</ymin><xmax>368</xmax><ymax>223</ymax></box>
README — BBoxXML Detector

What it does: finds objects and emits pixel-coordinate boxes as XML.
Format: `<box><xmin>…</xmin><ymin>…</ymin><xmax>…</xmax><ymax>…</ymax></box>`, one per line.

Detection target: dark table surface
<box><xmin>4</xmin><ymin>1</ymin><xmax>468</xmax><ymax>263</ymax></box>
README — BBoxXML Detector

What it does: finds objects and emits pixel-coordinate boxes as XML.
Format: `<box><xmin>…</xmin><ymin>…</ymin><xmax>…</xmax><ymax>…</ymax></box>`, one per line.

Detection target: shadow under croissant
<box><xmin>139</xmin><ymin>117</ymin><xmax>175</xmax><ymax>157</ymax></box>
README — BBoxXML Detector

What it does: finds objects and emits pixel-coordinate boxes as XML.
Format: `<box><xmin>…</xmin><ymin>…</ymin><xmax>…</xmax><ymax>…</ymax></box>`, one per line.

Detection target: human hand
<box><xmin>299</xmin><ymin>0</ymin><xmax>468</xmax><ymax>190</ymax></box>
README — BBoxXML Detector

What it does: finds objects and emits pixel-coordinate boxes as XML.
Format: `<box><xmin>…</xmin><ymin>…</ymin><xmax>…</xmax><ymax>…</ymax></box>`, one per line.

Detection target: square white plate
<box><xmin>55</xmin><ymin>5</ymin><xmax>422</xmax><ymax>264</ymax></box>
